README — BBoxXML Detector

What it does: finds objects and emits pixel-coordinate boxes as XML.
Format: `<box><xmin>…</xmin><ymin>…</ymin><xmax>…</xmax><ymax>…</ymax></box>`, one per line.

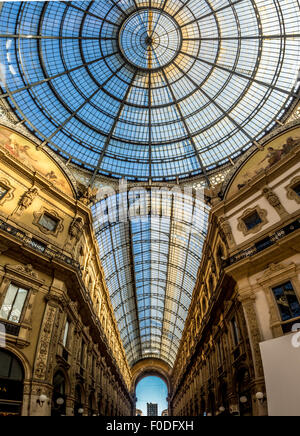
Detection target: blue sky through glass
<box><xmin>1</xmin><ymin>1</ymin><xmax>299</xmax><ymax>181</ymax></box>
<box><xmin>136</xmin><ymin>376</ymin><xmax>168</xmax><ymax>416</ymax></box>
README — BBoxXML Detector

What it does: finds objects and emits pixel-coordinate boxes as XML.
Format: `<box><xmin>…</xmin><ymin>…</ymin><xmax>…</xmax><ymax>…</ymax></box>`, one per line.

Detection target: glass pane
<box><xmin>273</xmin><ymin>286</ymin><xmax>290</xmax><ymax>321</ymax></box>
<box><xmin>39</xmin><ymin>214</ymin><xmax>58</xmax><ymax>232</ymax></box>
<box><xmin>243</xmin><ymin>212</ymin><xmax>262</xmax><ymax>230</ymax></box>
<box><xmin>0</xmin><ymin>185</ymin><xmax>8</xmax><ymax>200</ymax></box>
<box><xmin>232</xmin><ymin>319</ymin><xmax>240</xmax><ymax>346</ymax></box>
<box><xmin>10</xmin><ymin>358</ymin><xmax>23</xmax><ymax>381</ymax></box>
<box><xmin>8</xmin><ymin>288</ymin><xmax>28</xmax><ymax>323</ymax></box>
<box><xmin>63</xmin><ymin>321</ymin><xmax>69</xmax><ymax>347</ymax></box>
<box><xmin>0</xmin><ymin>284</ymin><xmax>18</xmax><ymax>321</ymax></box>
<box><xmin>1</xmin><ymin>0</ymin><xmax>299</xmax><ymax>181</ymax></box>
<box><xmin>0</xmin><ymin>350</ymin><xmax>12</xmax><ymax>378</ymax></box>
<box><xmin>285</xmin><ymin>282</ymin><xmax>300</xmax><ymax>319</ymax></box>
<box><xmin>293</xmin><ymin>183</ymin><xmax>300</xmax><ymax>197</ymax></box>
<box><xmin>272</xmin><ymin>282</ymin><xmax>300</xmax><ymax>322</ymax></box>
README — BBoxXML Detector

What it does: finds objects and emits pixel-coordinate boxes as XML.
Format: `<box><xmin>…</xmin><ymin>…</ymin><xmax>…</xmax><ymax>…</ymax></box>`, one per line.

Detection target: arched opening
<box><xmin>236</xmin><ymin>367</ymin><xmax>253</xmax><ymax>417</ymax></box>
<box><xmin>74</xmin><ymin>385</ymin><xmax>84</xmax><ymax>416</ymax></box>
<box><xmin>51</xmin><ymin>371</ymin><xmax>67</xmax><ymax>416</ymax></box>
<box><xmin>135</xmin><ymin>376</ymin><xmax>168</xmax><ymax>417</ymax></box>
<box><xmin>88</xmin><ymin>392</ymin><xmax>96</xmax><ymax>416</ymax></box>
<box><xmin>0</xmin><ymin>349</ymin><xmax>24</xmax><ymax>416</ymax></box>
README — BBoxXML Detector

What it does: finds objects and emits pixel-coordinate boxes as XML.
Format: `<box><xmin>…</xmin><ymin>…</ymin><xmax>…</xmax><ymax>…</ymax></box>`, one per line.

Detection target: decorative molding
<box><xmin>34</xmin><ymin>304</ymin><xmax>57</xmax><ymax>380</ymax></box>
<box><xmin>15</xmin><ymin>186</ymin><xmax>39</xmax><ymax>216</ymax></box>
<box><xmin>12</xmin><ymin>263</ymin><xmax>38</xmax><ymax>278</ymax></box>
<box><xmin>68</xmin><ymin>216</ymin><xmax>85</xmax><ymax>246</ymax></box>
<box><xmin>262</xmin><ymin>186</ymin><xmax>289</xmax><ymax>218</ymax></box>
<box><xmin>33</xmin><ymin>207</ymin><xmax>64</xmax><ymax>237</ymax></box>
<box><xmin>237</xmin><ymin>206</ymin><xmax>268</xmax><ymax>237</ymax></box>
<box><xmin>4</xmin><ymin>264</ymin><xmax>44</xmax><ymax>287</ymax></box>
<box><xmin>286</xmin><ymin>176</ymin><xmax>300</xmax><ymax>204</ymax></box>
<box><xmin>219</xmin><ymin>217</ymin><xmax>236</xmax><ymax>249</ymax></box>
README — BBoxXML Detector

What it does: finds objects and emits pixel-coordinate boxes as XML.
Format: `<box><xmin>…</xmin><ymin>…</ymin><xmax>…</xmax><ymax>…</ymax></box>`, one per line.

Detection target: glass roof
<box><xmin>92</xmin><ymin>190</ymin><xmax>209</xmax><ymax>367</ymax></box>
<box><xmin>0</xmin><ymin>0</ymin><xmax>300</xmax><ymax>182</ymax></box>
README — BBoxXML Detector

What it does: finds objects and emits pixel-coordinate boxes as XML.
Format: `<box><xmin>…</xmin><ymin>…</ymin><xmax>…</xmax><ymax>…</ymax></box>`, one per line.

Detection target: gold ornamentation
<box><xmin>33</xmin><ymin>207</ymin><xmax>64</xmax><ymax>237</ymax></box>
<box><xmin>77</xmin><ymin>183</ymin><xmax>98</xmax><ymax>206</ymax></box>
<box><xmin>15</xmin><ymin>186</ymin><xmax>39</xmax><ymax>216</ymax></box>
<box><xmin>34</xmin><ymin>305</ymin><xmax>57</xmax><ymax>380</ymax></box>
<box><xmin>6</xmin><ymin>263</ymin><xmax>38</xmax><ymax>279</ymax></box>
<box><xmin>219</xmin><ymin>217</ymin><xmax>236</xmax><ymax>248</ymax></box>
<box><xmin>69</xmin><ymin>216</ymin><xmax>84</xmax><ymax>245</ymax></box>
<box><xmin>286</xmin><ymin>176</ymin><xmax>300</xmax><ymax>204</ymax></box>
<box><xmin>262</xmin><ymin>186</ymin><xmax>288</xmax><ymax>218</ymax></box>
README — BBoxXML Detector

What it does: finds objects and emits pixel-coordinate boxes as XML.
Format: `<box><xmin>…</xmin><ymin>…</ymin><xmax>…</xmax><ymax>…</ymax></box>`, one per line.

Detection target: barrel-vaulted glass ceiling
<box><xmin>0</xmin><ymin>0</ymin><xmax>300</xmax><ymax>182</ymax></box>
<box><xmin>92</xmin><ymin>190</ymin><xmax>210</xmax><ymax>367</ymax></box>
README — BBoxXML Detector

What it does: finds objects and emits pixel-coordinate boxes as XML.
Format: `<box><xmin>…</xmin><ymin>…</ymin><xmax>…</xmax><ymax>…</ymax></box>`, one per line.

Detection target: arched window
<box><xmin>88</xmin><ymin>392</ymin><xmax>96</xmax><ymax>416</ymax></box>
<box><xmin>74</xmin><ymin>385</ymin><xmax>83</xmax><ymax>416</ymax></box>
<box><xmin>52</xmin><ymin>371</ymin><xmax>66</xmax><ymax>416</ymax></box>
<box><xmin>217</xmin><ymin>245</ymin><xmax>225</xmax><ymax>269</ymax></box>
<box><xmin>0</xmin><ymin>350</ymin><xmax>24</xmax><ymax>416</ymax></box>
<box><xmin>236</xmin><ymin>368</ymin><xmax>252</xmax><ymax>416</ymax></box>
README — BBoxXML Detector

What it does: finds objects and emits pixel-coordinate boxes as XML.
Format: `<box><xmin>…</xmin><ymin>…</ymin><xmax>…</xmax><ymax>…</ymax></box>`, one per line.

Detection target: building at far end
<box><xmin>162</xmin><ymin>409</ymin><xmax>168</xmax><ymax>417</ymax></box>
<box><xmin>136</xmin><ymin>409</ymin><xmax>143</xmax><ymax>416</ymax></box>
<box><xmin>147</xmin><ymin>403</ymin><xmax>158</xmax><ymax>416</ymax></box>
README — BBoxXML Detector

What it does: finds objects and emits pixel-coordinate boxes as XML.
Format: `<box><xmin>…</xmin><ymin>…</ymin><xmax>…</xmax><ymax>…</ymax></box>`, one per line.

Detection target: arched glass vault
<box><xmin>92</xmin><ymin>190</ymin><xmax>210</xmax><ymax>366</ymax></box>
<box><xmin>0</xmin><ymin>0</ymin><xmax>300</xmax><ymax>182</ymax></box>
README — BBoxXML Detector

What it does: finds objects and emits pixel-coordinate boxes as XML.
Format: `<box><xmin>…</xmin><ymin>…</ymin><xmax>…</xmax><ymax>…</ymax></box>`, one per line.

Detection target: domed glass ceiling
<box><xmin>0</xmin><ymin>0</ymin><xmax>300</xmax><ymax>182</ymax></box>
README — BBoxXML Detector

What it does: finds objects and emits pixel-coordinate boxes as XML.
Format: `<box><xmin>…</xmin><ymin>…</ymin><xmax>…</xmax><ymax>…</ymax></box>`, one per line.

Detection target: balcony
<box><xmin>225</xmin><ymin>219</ymin><xmax>300</xmax><ymax>267</ymax></box>
<box><xmin>0</xmin><ymin>218</ymin><xmax>80</xmax><ymax>270</ymax></box>
<box><xmin>0</xmin><ymin>320</ymin><xmax>20</xmax><ymax>337</ymax></box>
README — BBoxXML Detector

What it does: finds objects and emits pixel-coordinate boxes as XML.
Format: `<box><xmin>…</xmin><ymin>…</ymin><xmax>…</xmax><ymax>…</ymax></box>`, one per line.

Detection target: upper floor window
<box><xmin>293</xmin><ymin>183</ymin><xmax>300</xmax><ymax>198</ymax></box>
<box><xmin>231</xmin><ymin>317</ymin><xmax>240</xmax><ymax>347</ymax></box>
<box><xmin>217</xmin><ymin>245</ymin><xmax>225</xmax><ymax>268</ymax></box>
<box><xmin>38</xmin><ymin>213</ymin><xmax>59</xmax><ymax>233</ymax></box>
<box><xmin>0</xmin><ymin>184</ymin><xmax>8</xmax><ymax>201</ymax></box>
<box><xmin>243</xmin><ymin>211</ymin><xmax>262</xmax><ymax>231</ymax></box>
<box><xmin>272</xmin><ymin>281</ymin><xmax>300</xmax><ymax>322</ymax></box>
<box><xmin>62</xmin><ymin>320</ymin><xmax>70</xmax><ymax>348</ymax></box>
<box><xmin>0</xmin><ymin>284</ymin><xmax>28</xmax><ymax>323</ymax></box>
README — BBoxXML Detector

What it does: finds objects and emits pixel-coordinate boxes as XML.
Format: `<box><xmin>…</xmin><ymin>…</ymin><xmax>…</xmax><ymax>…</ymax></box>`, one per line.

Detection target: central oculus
<box><xmin>119</xmin><ymin>9</ymin><xmax>182</xmax><ymax>71</ymax></box>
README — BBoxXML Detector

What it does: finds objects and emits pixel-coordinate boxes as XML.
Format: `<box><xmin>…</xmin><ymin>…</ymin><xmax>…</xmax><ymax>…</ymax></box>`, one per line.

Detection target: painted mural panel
<box><xmin>0</xmin><ymin>127</ymin><xmax>73</xmax><ymax>196</ymax></box>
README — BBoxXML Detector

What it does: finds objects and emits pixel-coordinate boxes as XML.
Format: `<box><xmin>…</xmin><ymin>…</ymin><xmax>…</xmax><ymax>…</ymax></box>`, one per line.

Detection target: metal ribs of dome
<box><xmin>0</xmin><ymin>0</ymin><xmax>300</xmax><ymax>183</ymax></box>
<box><xmin>92</xmin><ymin>190</ymin><xmax>210</xmax><ymax>367</ymax></box>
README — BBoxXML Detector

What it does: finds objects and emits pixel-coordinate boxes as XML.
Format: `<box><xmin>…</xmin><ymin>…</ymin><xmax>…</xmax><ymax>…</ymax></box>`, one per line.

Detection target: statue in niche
<box><xmin>262</xmin><ymin>186</ymin><xmax>288</xmax><ymax>218</ymax></box>
<box><xmin>16</xmin><ymin>187</ymin><xmax>39</xmax><ymax>215</ymax></box>
<box><xmin>69</xmin><ymin>217</ymin><xmax>84</xmax><ymax>245</ymax></box>
<box><xmin>219</xmin><ymin>217</ymin><xmax>235</xmax><ymax>248</ymax></box>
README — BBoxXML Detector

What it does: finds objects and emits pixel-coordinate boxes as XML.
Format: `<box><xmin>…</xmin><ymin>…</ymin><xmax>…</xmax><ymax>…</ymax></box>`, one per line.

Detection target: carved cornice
<box><xmin>4</xmin><ymin>263</ymin><xmax>44</xmax><ymax>287</ymax></box>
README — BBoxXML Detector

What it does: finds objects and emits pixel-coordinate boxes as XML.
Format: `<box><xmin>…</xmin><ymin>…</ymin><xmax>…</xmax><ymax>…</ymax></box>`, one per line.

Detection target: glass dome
<box><xmin>0</xmin><ymin>0</ymin><xmax>300</xmax><ymax>182</ymax></box>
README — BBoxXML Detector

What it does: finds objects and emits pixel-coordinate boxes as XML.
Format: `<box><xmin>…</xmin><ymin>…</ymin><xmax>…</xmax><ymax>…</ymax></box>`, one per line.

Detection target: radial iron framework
<box><xmin>0</xmin><ymin>0</ymin><xmax>300</xmax><ymax>368</ymax></box>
